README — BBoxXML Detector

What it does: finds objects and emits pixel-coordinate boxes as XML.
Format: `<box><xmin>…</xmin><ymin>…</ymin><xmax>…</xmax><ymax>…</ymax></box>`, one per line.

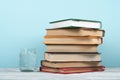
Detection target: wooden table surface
<box><xmin>0</xmin><ymin>68</ymin><xmax>120</xmax><ymax>80</ymax></box>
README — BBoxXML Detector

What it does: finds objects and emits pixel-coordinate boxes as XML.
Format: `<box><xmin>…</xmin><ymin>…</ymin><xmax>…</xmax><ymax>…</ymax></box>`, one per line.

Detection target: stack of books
<box><xmin>40</xmin><ymin>19</ymin><xmax>105</xmax><ymax>74</ymax></box>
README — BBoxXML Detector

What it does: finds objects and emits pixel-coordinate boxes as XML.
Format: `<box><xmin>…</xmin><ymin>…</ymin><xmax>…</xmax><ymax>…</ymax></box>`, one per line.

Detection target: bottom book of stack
<box><xmin>40</xmin><ymin>66</ymin><xmax>105</xmax><ymax>74</ymax></box>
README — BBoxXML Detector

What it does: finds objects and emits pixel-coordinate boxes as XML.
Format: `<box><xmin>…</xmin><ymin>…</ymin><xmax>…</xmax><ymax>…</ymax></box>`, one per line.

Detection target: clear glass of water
<box><xmin>19</xmin><ymin>48</ymin><xmax>36</xmax><ymax>72</ymax></box>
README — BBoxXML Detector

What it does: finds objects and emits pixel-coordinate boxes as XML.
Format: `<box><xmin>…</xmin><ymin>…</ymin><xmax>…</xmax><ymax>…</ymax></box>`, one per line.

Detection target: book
<box><xmin>44</xmin><ymin>52</ymin><xmax>101</xmax><ymax>62</ymax></box>
<box><xmin>44</xmin><ymin>36</ymin><xmax>102</xmax><ymax>45</ymax></box>
<box><xmin>49</xmin><ymin>18</ymin><xmax>102</xmax><ymax>29</ymax></box>
<box><xmin>41</xmin><ymin>60</ymin><xmax>101</xmax><ymax>68</ymax></box>
<box><xmin>46</xmin><ymin>44</ymin><xmax>98</xmax><ymax>52</ymax></box>
<box><xmin>40</xmin><ymin>66</ymin><xmax>105</xmax><ymax>74</ymax></box>
<box><xmin>46</xmin><ymin>28</ymin><xmax>105</xmax><ymax>37</ymax></box>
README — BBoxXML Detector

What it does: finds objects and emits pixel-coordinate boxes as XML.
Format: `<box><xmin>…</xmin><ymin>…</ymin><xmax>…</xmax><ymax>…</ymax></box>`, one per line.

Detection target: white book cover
<box><xmin>49</xmin><ymin>18</ymin><xmax>102</xmax><ymax>29</ymax></box>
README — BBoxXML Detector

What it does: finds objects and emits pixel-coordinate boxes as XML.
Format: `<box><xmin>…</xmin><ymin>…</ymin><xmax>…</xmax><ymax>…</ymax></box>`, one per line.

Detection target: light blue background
<box><xmin>0</xmin><ymin>0</ymin><xmax>119</xmax><ymax>68</ymax></box>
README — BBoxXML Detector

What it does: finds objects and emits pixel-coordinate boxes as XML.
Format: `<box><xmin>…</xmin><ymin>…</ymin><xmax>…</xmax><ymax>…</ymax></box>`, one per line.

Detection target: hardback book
<box><xmin>44</xmin><ymin>36</ymin><xmax>102</xmax><ymax>45</ymax></box>
<box><xmin>46</xmin><ymin>44</ymin><xmax>98</xmax><ymax>52</ymax></box>
<box><xmin>46</xmin><ymin>28</ymin><xmax>105</xmax><ymax>37</ymax></box>
<box><xmin>41</xmin><ymin>60</ymin><xmax>101</xmax><ymax>68</ymax></box>
<box><xmin>40</xmin><ymin>66</ymin><xmax>105</xmax><ymax>74</ymax></box>
<box><xmin>44</xmin><ymin>52</ymin><xmax>101</xmax><ymax>62</ymax></box>
<box><xmin>49</xmin><ymin>18</ymin><xmax>102</xmax><ymax>29</ymax></box>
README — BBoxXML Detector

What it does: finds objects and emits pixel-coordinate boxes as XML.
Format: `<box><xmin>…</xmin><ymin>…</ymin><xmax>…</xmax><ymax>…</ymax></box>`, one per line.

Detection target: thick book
<box><xmin>44</xmin><ymin>36</ymin><xmax>102</xmax><ymax>45</ymax></box>
<box><xmin>41</xmin><ymin>60</ymin><xmax>101</xmax><ymax>68</ymax></box>
<box><xmin>44</xmin><ymin>52</ymin><xmax>101</xmax><ymax>62</ymax></box>
<box><xmin>46</xmin><ymin>28</ymin><xmax>105</xmax><ymax>37</ymax></box>
<box><xmin>49</xmin><ymin>18</ymin><xmax>102</xmax><ymax>29</ymax></box>
<box><xmin>46</xmin><ymin>44</ymin><xmax>98</xmax><ymax>52</ymax></box>
<box><xmin>40</xmin><ymin>66</ymin><xmax>105</xmax><ymax>74</ymax></box>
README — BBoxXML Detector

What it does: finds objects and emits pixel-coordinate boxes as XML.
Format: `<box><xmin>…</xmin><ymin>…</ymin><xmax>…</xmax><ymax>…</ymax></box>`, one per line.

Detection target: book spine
<box><xmin>40</xmin><ymin>66</ymin><xmax>105</xmax><ymax>74</ymax></box>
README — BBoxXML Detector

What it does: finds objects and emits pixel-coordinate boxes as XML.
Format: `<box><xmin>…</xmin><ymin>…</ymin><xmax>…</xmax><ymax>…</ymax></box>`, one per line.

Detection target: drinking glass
<box><xmin>19</xmin><ymin>48</ymin><xmax>36</xmax><ymax>72</ymax></box>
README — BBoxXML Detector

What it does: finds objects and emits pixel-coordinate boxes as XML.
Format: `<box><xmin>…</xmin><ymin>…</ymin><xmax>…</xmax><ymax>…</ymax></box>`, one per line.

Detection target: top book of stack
<box><xmin>49</xmin><ymin>18</ymin><xmax>102</xmax><ymax>29</ymax></box>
